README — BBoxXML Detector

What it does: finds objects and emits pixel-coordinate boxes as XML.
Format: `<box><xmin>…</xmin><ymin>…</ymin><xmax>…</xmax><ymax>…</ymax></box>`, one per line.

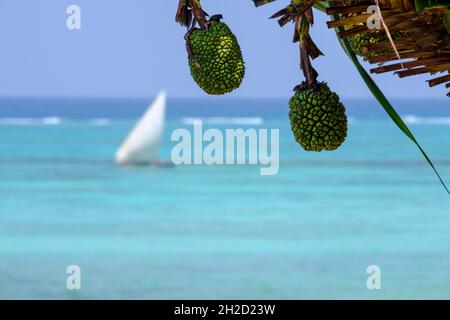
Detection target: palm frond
<box><xmin>332</xmin><ymin>12</ymin><xmax>450</xmax><ymax>194</ymax></box>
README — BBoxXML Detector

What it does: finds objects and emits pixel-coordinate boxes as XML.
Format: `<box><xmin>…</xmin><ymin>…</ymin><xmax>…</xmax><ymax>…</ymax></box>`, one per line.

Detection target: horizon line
<box><xmin>0</xmin><ymin>95</ymin><xmax>447</xmax><ymax>101</ymax></box>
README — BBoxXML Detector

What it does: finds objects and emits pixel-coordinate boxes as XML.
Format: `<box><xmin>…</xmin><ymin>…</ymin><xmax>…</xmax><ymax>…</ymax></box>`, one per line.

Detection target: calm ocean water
<box><xmin>0</xmin><ymin>98</ymin><xmax>449</xmax><ymax>299</ymax></box>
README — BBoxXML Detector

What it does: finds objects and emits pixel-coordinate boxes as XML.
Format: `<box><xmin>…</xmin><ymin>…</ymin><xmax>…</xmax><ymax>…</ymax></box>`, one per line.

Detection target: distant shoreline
<box><xmin>0</xmin><ymin>98</ymin><xmax>448</xmax><ymax>119</ymax></box>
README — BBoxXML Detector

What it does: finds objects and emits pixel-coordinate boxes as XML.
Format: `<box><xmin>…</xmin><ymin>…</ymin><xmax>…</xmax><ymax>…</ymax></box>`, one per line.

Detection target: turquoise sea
<box><xmin>0</xmin><ymin>98</ymin><xmax>449</xmax><ymax>299</ymax></box>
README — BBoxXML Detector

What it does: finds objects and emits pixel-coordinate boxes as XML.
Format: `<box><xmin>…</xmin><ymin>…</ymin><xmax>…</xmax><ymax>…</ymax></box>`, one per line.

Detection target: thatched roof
<box><xmin>327</xmin><ymin>0</ymin><xmax>450</xmax><ymax>96</ymax></box>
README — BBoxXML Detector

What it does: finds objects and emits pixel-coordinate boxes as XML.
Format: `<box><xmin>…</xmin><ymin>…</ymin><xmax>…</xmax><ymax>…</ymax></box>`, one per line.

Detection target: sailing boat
<box><xmin>115</xmin><ymin>91</ymin><xmax>167</xmax><ymax>166</ymax></box>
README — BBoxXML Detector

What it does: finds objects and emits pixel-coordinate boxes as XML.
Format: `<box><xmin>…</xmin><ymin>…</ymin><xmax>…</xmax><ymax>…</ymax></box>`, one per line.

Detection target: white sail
<box><xmin>115</xmin><ymin>91</ymin><xmax>166</xmax><ymax>165</ymax></box>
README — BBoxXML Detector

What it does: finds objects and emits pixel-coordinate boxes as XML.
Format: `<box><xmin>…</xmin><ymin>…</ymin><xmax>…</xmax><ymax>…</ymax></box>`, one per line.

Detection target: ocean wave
<box><xmin>0</xmin><ymin>117</ymin><xmax>113</xmax><ymax>126</ymax></box>
<box><xmin>403</xmin><ymin>115</ymin><xmax>450</xmax><ymax>125</ymax></box>
<box><xmin>90</xmin><ymin>118</ymin><xmax>111</xmax><ymax>126</ymax></box>
<box><xmin>182</xmin><ymin>117</ymin><xmax>263</xmax><ymax>125</ymax></box>
<box><xmin>0</xmin><ymin>117</ymin><xmax>62</xmax><ymax>126</ymax></box>
<box><xmin>348</xmin><ymin>117</ymin><xmax>356</xmax><ymax>124</ymax></box>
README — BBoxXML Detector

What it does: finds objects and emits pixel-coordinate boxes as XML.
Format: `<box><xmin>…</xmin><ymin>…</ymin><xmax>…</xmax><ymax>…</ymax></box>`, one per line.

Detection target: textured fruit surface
<box><xmin>347</xmin><ymin>31</ymin><xmax>401</xmax><ymax>57</ymax></box>
<box><xmin>188</xmin><ymin>22</ymin><xmax>245</xmax><ymax>95</ymax></box>
<box><xmin>348</xmin><ymin>32</ymin><xmax>386</xmax><ymax>57</ymax></box>
<box><xmin>289</xmin><ymin>83</ymin><xmax>348</xmax><ymax>152</ymax></box>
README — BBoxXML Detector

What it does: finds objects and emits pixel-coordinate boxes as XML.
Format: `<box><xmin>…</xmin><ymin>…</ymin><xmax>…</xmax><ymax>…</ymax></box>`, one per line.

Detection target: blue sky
<box><xmin>0</xmin><ymin>0</ymin><xmax>446</xmax><ymax>99</ymax></box>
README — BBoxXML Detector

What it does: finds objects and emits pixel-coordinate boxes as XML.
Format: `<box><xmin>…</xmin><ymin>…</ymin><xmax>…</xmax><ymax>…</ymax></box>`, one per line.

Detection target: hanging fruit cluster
<box><xmin>187</xmin><ymin>19</ymin><xmax>245</xmax><ymax>95</ymax></box>
<box><xmin>175</xmin><ymin>0</ymin><xmax>450</xmax><ymax>154</ymax></box>
<box><xmin>176</xmin><ymin>2</ymin><xmax>245</xmax><ymax>95</ymax></box>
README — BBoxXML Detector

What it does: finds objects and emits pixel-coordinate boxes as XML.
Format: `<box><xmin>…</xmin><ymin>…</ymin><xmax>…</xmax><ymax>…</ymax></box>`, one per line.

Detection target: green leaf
<box><xmin>313</xmin><ymin>2</ymin><xmax>327</xmax><ymax>12</ymax></box>
<box><xmin>414</xmin><ymin>0</ymin><xmax>450</xmax><ymax>11</ymax></box>
<box><xmin>312</xmin><ymin>4</ymin><xmax>447</xmax><ymax>193</ymax></box>
<box><xmin>413</xmin><ymin>1</ymin><xmax>450</xmax><ymax>34</ymax></box>
<box><xmin>444</xmin><ymin>11</ymin><xmax>450</xmax><ymax>34</ymax></box>
<box><xmin>329</xmin><ymin>14</ymin><xmax>450</xmax><ymax>195</ymax></box>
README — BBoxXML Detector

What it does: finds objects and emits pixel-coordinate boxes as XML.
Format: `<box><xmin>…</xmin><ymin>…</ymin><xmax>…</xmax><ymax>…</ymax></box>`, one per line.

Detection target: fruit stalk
<box><xmin>270</xmin><ymin>1</ymin><xmax>324</xmax><ymax>88</ymax></box>
<box><xmin>176</xmin><ymin>0</ymin><xmax>208</xmax><ymax>30</ymax></box>
<box><xmin>295</xmin><ymin>8</ymin><xmax>321</xmax><ymax>88</ymax></box>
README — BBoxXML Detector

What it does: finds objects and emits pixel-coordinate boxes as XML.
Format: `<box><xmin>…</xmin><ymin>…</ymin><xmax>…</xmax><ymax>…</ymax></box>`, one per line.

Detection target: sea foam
<box><xmin>182</xmin><ymin>117</ymin><xmax>263</xmax><ymax>125</ymax></box>
<box><xmin>403</xmin><ymin>114</ymin><xmax>450</xmax><ymax>125</ymax></box>
<box><xmin>0</xmin><ymin>117</ymin><xmax>62</xmax><ymax>126</ymax></box>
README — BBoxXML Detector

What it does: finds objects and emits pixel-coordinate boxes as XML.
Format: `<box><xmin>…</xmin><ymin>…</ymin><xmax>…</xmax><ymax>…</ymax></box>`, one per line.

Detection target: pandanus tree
<box><xmin>175</xmin><ymin>0</ymin><xmax>450</xmax><ymax>194</ymax></box>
